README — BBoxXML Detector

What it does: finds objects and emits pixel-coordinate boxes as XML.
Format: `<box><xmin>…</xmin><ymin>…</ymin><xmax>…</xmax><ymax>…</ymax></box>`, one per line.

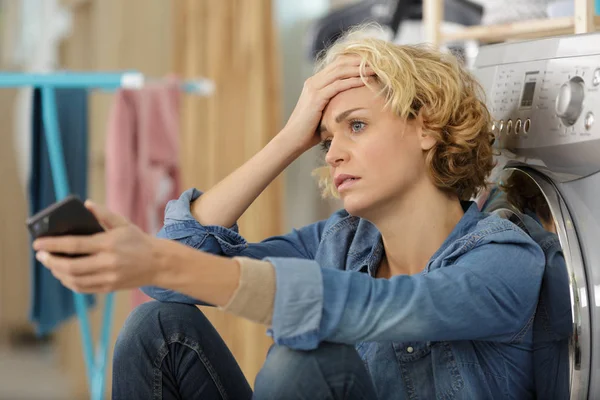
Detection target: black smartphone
<box><xmin>26</xmin><ymin>194</ymin><xmax>104</xmax><ymax>241</ymax></box>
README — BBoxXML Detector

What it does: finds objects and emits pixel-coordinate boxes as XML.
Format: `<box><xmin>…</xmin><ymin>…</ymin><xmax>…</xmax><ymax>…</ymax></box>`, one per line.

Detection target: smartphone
<box><xmin>26</xmin><ymin>194</ymin><xmax>104</xmax><ymax>241</ymax></box>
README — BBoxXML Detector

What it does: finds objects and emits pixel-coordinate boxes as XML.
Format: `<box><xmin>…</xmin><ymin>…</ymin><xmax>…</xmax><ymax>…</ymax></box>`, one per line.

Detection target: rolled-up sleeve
<box><xmin>156</xmin><ymin>188</ymin><xmax>246</xmax><ymax>255</ymax></box>
<box><xmin>266</xmin><ymin>232</ymin><xmax>544</xmax><ymax>350</ymax></box>
<box><xmin>265</xmin><ymin>258</ymin><xmax>324</xmax><ymax>349</ymax></box>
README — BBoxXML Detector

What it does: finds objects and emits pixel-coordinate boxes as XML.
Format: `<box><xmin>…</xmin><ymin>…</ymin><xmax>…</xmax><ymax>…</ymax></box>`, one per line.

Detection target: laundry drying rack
<box><xmin>0</xmin><ymin>71</ymin><xmax>214</xmax><ymax>400</ymax></box>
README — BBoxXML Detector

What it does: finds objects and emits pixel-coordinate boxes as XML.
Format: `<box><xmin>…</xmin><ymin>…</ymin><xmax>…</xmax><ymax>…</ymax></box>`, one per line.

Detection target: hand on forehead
<box><xmin>320</xmin><ymin>84</ymin><xmax>382</xmax><ymax>133</ymax></box>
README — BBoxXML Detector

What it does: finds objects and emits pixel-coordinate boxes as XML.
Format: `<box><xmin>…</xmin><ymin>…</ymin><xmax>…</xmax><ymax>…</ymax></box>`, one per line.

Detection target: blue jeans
<box><xmin>112</xmin><ymin>302</ymin><xmax>378</xmax><ymax>399</ymax></box>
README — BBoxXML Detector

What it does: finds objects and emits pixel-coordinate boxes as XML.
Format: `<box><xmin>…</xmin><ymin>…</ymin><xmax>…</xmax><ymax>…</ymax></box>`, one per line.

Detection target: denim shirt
<box><xmin>143</xmin><ymin>188</ymin><xmax>545</xmax><ymax>399</ymax></box>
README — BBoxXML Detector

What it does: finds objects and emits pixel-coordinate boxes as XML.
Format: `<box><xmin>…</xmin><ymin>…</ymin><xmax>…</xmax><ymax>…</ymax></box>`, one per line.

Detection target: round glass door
<box><xmin>479</xmin><ymin>167</ymin><xmax>590</xmax><ymax>399</ymax></box>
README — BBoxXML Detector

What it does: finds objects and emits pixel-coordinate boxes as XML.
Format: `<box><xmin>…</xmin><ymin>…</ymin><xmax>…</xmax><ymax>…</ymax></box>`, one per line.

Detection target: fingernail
<box><xmin>36</xmin><ymin>251</ymin><xmax>48</xmax><ymax>263</ymax></box>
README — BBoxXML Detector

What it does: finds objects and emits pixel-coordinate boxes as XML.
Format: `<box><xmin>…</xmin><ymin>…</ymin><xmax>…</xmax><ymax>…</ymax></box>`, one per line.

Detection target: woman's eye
<box><xmin>350</xmin><ymin>121</ymin><xmax>366</xmax><ymax>132</ymax></box>
<box><xmin>320</xmin><ymin>140</ymin><xmax>332</xmax><ymax>153</ymax></box>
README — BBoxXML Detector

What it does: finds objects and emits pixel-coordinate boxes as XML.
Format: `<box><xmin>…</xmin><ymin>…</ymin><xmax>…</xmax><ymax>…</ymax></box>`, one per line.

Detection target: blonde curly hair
<box><xmin>312</xmin><ymin>27</ymin><xmax>495</xmax><ymax>201</ymax></box>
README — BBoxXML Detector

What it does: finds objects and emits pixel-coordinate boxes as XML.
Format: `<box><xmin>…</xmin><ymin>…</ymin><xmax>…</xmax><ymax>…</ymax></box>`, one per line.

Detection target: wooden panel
<box><xmin>442</xmin><ymin>16</ymin><xmax>600</xmax><ymax>43</ymax></box>
<box><xmin>575</xmin><ymin>0</ymin><xmax>595</xmax><ymax>33</ymax></box>
<box><xmin>423</xmin><ymin>0</ymin><xmax>443</xmax><ymax>46</ymax></box>
<box><xmin>424</xmin><ymin>0</ymin><xmax>598</xmax><ymax>46</ymax></box>
<box><xmin>173</xmin><ymin>0</ymin><xmax>283</xmax><ymax>386</ymax></box>
<box><xmin>0</xmin><ymin>88</ymin><xmax>31</xmax><ymax>341</ymax></box>
<box><xmin>0</xmin><ymin>0</ymin><xmax>32</xmax><ymax>342</ymax></box>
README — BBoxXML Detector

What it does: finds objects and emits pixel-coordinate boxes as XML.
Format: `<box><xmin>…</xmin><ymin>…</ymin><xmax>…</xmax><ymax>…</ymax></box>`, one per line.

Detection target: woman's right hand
<box><xmin>189</xmin><ymin>57</ymin><xmax>374</xmax><ymax>229</ymax></box>
<box><xmin>279</xmin><ymin>56</ymin><xmax>375</xmax><ymax>153</ymax></box>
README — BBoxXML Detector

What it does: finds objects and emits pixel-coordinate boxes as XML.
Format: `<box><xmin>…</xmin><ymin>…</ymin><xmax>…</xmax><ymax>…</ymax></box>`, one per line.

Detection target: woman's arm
<box><xmin>190</xmin><ymin>134</ymin><xmax>303</xmax><ymax>228</ymax></box>
<box><xmin>142</xmin><ymin>196</ymin><xmax>343</xmax><ymax>304</ymax></box>
<box><xmin>154</xmin><ymin>239</ymin><xmax>242</xmax><ymax>307</ymax></box>
<box><xmin>312</xmin><ymin>241</ymin><xmax>544</xmax><ymax>346</ymax></box>
<box><xmin>33</xmin><ymin>206</ymin><xmax>544</xmax><ymax>350</ymax></box>
<box><xmin>259</xmin><ymin>234</ymin><xmax>546</xmax><ymax>350</ymax></box>
<box><xmin>156</xmin><ymin>56</ymin><xmax>373</xmax><ymax>266</ymax></box>
<box><xmin>189</xmin><ymin>55</ymin><xmax>374</xmax><ymax>228</ymax></box>
<box><xmin>149</xmin><ymin>57</ymin><xmax>374</xmax><ymax>303</ymax></box>
<box><xmin>31</xmin><ymin>206</ymin><xmax>244</xmax><ymax>303</ymax></box>
<box><xmin>35</xmin><ymin>195</ymin><xmax>547</xmax><ymax>355</ymax></box>
<box><xmin>149</xmin><ymin>226</ymin><xmax>546</xmax><ymax>349</ymax></box>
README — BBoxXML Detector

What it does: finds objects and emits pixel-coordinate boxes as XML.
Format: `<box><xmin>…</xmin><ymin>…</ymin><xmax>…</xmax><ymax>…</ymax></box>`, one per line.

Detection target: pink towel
<box><xmin>105</xmin><ymin>77</ymin><xmax>182</xmax><ymax>308</ymax></box>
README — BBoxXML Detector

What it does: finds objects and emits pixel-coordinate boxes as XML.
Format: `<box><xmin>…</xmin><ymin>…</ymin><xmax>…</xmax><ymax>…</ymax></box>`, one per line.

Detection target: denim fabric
<box><xmin>521</xmin><ymin>214</ymin><xmax>571</xmax><ymax>399</ymax></box>
<box><xmin>112</xmin><ymin>302</ymin><xmax>378</xmax><ymax>400</ymax></box>
<box><xmin>113</xmin><ymin>302</ymin><xmax>252</xmax><ymax>400</ymax></box>
<box><xmin>143</xmin><ymin>188</ymin><xmax>546</xmax><ymax>399</ymax></box>
<box><xmin>29</xmin><ymin>88</ymin><xmax>95</xmax><ymax>336</ymax></box>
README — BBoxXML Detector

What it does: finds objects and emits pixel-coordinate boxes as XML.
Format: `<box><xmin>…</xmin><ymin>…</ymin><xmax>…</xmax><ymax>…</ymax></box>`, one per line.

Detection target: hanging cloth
<box><xmin>29</xmin><ymin>87</ymin><xmax>95</xmax><ymax>336</ymax></box>
<box><xmin>105</xmin><ymin>77</ymin><xmax>182</xmax><ymax>307</ymax></box>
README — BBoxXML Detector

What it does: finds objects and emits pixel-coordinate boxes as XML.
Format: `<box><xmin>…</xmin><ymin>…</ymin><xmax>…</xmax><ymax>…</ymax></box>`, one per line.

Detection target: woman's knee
<box><xmin>254</xmin><ymin>342</ymin><xmax>370</xmax><ymax>399</ymax></box>
<box><xmin>114</xmin><ymin>301</ymin><xmax>205</xmax><ymax>359</ymax></box>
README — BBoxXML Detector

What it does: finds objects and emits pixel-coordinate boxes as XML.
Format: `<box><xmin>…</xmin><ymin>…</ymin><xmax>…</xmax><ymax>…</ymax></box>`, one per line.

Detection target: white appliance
<box><xmin>472</xmin><ymin>33</ymin><xmax>600</xmax><ymax>398</ymax></box>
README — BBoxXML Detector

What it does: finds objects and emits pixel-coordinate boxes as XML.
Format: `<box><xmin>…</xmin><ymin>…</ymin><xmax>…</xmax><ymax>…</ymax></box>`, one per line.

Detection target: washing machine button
<box><xmin>593</xmin><ymin>68</ymin><xmax>600</xmax><ymax>87</ymax></box>
<box><xmin>515</xmin><ymin>119</ymin><xmax>522</xmax><ymax>135</ymax></box>
<box><xmin>555</xmin><ymin>77</ymin><xmax>585</xmax><ymax>126</ymax></box>
<box><xmin>499</xmin><ymin>120</ymin><xmax>505</xmax><ymax>133</ymax></box>
<box><xmin>507</xmin><ymin>119</ymin><xmax>513</xmax><ymax>135</ymax></box>
<box><xmin>584</xmin><ymin>112</ymin><xmax>594</xmax><ymax>130</ymax></box>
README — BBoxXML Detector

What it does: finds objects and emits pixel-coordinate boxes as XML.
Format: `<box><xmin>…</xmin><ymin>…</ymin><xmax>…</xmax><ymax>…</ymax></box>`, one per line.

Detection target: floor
<box><xmin>0</xmin><ymin>338</ymin><xmax>73</xmax><ymax>400</ymax></box>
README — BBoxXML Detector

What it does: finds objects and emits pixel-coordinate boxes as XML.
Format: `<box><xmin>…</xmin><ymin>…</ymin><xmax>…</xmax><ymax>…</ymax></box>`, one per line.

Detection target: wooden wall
<box><xmin>0</xmin><ymin>88</ymin><xmax>28</xmax><ymax>341</ymax></box>
<box><xmin>0</xmin><ymin>0</ymin><xmax>282</xmax><ymax>397</ymax></box>
<box><xmin>172</xmin><ymin>0</ymin><xmax>283</xmax><ymax>386</ymax></box>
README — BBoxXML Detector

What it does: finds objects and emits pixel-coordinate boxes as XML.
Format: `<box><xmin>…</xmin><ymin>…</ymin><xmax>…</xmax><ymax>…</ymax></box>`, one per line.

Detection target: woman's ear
<box><xmin>415</xmin><ymin>112</ymin><xmax>436</xmax><ymax>151</ymax></box>
<box><xmin>419</xmin><ymin>131</ymin><xmax>436</xmax><ymax>151</ymax></box>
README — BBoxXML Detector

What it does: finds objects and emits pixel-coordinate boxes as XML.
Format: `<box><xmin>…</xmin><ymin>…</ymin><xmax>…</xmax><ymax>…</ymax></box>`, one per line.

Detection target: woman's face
<box><xmin>320</xmin><ymin>85</ymin><xmax>436</xmax><ymax>217</ymax></box>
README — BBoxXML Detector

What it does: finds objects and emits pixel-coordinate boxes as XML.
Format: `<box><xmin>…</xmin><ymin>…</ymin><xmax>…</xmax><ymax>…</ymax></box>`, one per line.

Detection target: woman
<box><xmin>33</xmin><ymin>31</ymin><xmax>545</xmax><ymax>399</ymax></box>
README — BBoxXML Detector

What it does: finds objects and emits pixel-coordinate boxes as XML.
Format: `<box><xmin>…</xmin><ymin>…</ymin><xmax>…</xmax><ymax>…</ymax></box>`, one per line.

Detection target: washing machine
<box><xmin>470</xmin><ymin>33</ymin><xmax>600</xmax><ymax>398</ymax></box>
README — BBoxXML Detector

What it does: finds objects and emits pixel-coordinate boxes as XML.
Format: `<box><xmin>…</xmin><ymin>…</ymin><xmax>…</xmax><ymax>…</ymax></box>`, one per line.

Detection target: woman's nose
<box><xmin>325</xmin><ymin>137</ymin><xmax>349</xmax><ymax>166</ymax></box>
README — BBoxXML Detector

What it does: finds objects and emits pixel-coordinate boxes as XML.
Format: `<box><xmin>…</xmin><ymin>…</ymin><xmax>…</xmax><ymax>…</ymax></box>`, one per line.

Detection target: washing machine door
<box><xmin>480</xmin><ymin>167</ymin><xmax>590</xmax><ymax>399</ymax></box>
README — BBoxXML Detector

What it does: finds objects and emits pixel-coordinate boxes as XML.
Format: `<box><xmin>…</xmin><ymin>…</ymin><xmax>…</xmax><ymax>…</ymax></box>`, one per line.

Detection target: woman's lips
<box><xmin>334</xmin><ymin>174</ymin><xmax>361</xmax><ymax>192</ymax></box>
<box><xmin>337</xmin><ymin>178</ymin><xmax>360</xmax><ymax>192</ymax></box>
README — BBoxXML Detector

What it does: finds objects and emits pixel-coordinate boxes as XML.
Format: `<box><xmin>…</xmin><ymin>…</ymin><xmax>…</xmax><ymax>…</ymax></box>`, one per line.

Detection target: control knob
<box><xmin>555</xmin><ymin>76</ymin><xmax>585</xmax><ymax>126</ymax></box>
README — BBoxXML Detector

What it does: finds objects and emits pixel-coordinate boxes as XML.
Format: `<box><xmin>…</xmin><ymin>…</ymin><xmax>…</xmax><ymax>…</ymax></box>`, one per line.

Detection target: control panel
<box><xmin>484</xmin><ymin>58</ymin><xmax>599</xmax><ymax>147</ymax></box>
<box><xmin>472</xmin><ymin>33</ymin><xmax>600</xmax><ymax>179</ymax></box>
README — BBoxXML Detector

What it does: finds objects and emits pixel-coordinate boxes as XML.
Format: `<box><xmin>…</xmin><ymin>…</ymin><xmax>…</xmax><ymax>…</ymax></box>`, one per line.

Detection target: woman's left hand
<box><xmin>33</xmin><ymin>201</ymin><xmax>165</xmax><ymax>294</ymax></box>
